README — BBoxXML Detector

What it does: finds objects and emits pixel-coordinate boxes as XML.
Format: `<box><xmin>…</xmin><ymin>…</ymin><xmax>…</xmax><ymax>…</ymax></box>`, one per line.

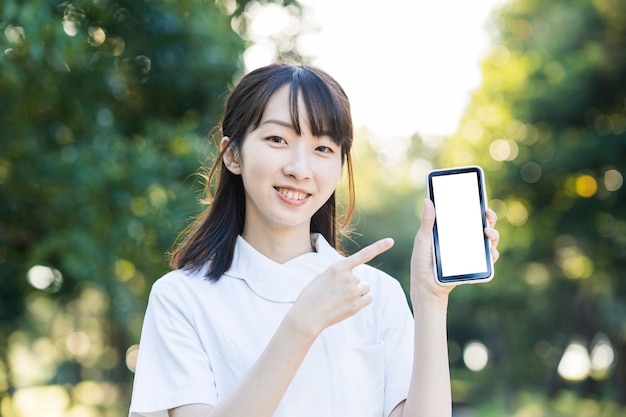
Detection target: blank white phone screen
<box><xmin>432</xmin><ymin>172</ymin><xmax>488</xmax><ymax>277</ymax></box>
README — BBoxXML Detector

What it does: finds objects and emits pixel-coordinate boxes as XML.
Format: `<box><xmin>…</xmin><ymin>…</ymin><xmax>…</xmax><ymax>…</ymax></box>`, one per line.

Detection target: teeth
<box><xmin>278</xmin><ymin>188</ymin><xmax>308</xmax><ymax>201</ymax></box>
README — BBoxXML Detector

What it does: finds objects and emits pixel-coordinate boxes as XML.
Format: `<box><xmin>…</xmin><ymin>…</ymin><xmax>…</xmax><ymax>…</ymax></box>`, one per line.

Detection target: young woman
<box><xmin>128</xmin><ymin>62</ymin><xmax>500</xmax><ymax>417</ymax></box>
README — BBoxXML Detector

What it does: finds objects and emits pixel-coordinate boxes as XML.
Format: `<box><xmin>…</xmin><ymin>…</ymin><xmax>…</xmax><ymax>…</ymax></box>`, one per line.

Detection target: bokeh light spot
<box><xmin>66</xmin><ymin>332</ymin><xmax>91</xmax><ymax>357</ymax></box>
<box><xmin>594</xmin><ymin>114</ymin><xmax>614</xmax><ymax>135</ymax></box>
<box><xmin>13</xmin><ymin>385</ymin><xmax>70</xmax><ymax>416</ymax></box>
<box><xmin>126</xmin><ymin>344</ymin><xmax>140</xmax><ymax>372</ymax></box>
<box><xmin>590</xmin><ymin>333</ymin><xmax>615</xmax><ymax>380</ymax></box>
<box><xmin>110</xmin><ymin>36</ymin><xmax>126</xmax><ymax>56</ymax></box>
<box><xmin>520</xmin><ymin>162</ymin><xmax>542</xmax><ymax>183</ymax></box>
<box><xmin>27</xmin><ymin>265</ymin><xmax>63</xmax><ymax>292</ymax></box>
<box><xmin>505</xmin><ymin>201</ymin><xmax>528</xmax><ymax>226</ymax></box>
<box><xmin>409</xmin><ymin>158</ymin><xmax>433</xmax><ymax>189</ymax></box>
<box><xmin>511</xmin><ymin>18</ymin><xmax>532</xmax><ymax>40</ymax></box>
<box><xmin>489</xmin><ymin>139</ymin><xmax>519</xmax><ymax>161</ymax></box>
<box><xmin>488</xmin><ymin>199</ymin><xmax>507</xmax><ymax>220</ymax></box>
<box><xmin>506</xmin><ymin>120</ymin><xmax>528</xmax><ymax>142</ymax></box>
<box><xmin>463</xmin><ymin>341</ymin><xmax>489</xmax><ymax>372</ymax></box>
<box><xmin>461</xmin><ymin>120</ymin><xmax>484</xmax><ymax>142</ymax></box>
<box><xmin>130</xmin><ymin>196</ymin><xmax>148</xmax><ymax>216</ymax></box>
<box><xmin>544</xmin><ymin>62</ymin><xmax>565</xmax><ymax>84</ymax></box>
<box><xmin>62</xmin><ymin>17</ymin><xmax>78</xmax><ymax>36</ymax></box>
<box><xmin>596</xmin><ymin>212</ymin><xmax>617</xmax><ymax>238</ymax></box>
<box><xmin>148</xmin><ymin>184</ymin><xmax>168</xmax><ymax>208</ymax></box>
<box><xmin>524</xmin><ymin>262</ymin><xmax>550</xmax><ymax>286</ymax></box>
<box><xmin>114</xmin><ymin>259</ymin><xmax>136</xmax><ymax>282</ymax></box>
<box><xmin>4</xmin><ymin>25</ymin><xmax>25</xmax><ymax>44</ymax></box>
<box><xmin>556</xmin><ymin>246</ymin><xmax>593</xmax><ymax>279</ymax></box>
<box><xmin>74</xmin><ymin>381</ymin><xmax>107</xmax><ymax>406</ymax></box>
<box><xmin>558</xmin><ymin>341</ymin><xmax>590</xmax><ymax>381</ymax></box>
<box><xmin>603</xmin><ymin>169</ymin><xmax>623</xmax><ymax>191</ymax></box>
<box><xmin>88</xmin><ymin>26</ymin><xmax>106</xmax><ymax>46</ymax></box>
<box><xmin>575</xmin><ymin>175</ymin><xmax>597</xmax><ymax>197</ymax></box>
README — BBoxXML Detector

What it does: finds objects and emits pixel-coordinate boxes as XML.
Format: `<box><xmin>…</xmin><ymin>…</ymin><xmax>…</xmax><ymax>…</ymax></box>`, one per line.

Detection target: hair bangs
<box><xmin>288</xmin><ymin>68</ymin><xmax>353</xmax><ymax>152</ymax></box>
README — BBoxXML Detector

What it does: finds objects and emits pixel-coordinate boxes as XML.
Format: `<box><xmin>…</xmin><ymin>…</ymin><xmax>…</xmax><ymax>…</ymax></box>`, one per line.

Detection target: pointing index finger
<box><xmin>342</xmin><ymin>238</ymin><xmax>395</xmax><ymax>270</ymax></box>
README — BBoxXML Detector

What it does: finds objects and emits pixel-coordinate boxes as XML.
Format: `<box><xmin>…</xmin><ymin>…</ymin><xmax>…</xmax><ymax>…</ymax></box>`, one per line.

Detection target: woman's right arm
<box><xmin>169</xmin><ymin>308</ymin><xmax>318</xmax><ymax>417</ymax></box>
<box><xmin>169</xmin><ymin>239</ymin><xmax>394</xmax><ymax>417</ymax></box>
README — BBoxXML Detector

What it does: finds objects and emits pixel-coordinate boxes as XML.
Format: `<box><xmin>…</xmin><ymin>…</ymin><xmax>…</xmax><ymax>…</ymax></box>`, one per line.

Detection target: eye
<box><xmin>315</xmin><ymin>145</ymin><xmax>334</xmax><ymax>153</ymax></box>
<box><xmin>267</xmin><ymin>136</ymin><xmax>287</xmax><ymax>145</ymax></box>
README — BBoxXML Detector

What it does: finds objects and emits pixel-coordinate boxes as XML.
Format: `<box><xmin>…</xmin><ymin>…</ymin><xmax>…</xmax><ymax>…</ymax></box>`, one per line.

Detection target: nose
<box><xmin>283</xmin><ymin>146</ymin><xmax>312</xmax><ymax>180</ymax></box>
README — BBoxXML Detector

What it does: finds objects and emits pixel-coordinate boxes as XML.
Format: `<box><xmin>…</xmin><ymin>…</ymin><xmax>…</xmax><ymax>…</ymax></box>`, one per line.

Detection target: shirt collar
<box><xmin>223</xmin><ymin>233</ymin><xmax>342</xmax><ymax>302</ymax></box>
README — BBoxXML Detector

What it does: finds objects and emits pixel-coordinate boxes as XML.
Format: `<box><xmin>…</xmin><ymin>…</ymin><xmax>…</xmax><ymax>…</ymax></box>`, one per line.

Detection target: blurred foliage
<box><xmin>0</xmin><ymin>0</ymin><xmax>300</xmax><ymax>415</ymax></box>
<box><xmin>435</xmin><ymin>0</ymin><xmax>626</xmax><ymax>412</ymax></box>
<box><xmin>346</xmin><ymin>0</ymin><xmax>626</xmax><ymax>414</ymax></box>
<box><xmin>2</xmin><ymin>0</ymin><xmax>626</xmax><ymax>415</ymax></box>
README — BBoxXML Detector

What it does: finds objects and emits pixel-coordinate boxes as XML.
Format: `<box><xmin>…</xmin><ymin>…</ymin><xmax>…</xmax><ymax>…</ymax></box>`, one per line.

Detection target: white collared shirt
<box><xmin>129</xmin><ymin>234</ymin><xmax>414</xmax><ymax>417</ymax></box>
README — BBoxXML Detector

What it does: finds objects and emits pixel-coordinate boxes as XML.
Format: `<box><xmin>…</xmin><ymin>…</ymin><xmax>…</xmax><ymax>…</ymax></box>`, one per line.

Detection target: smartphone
<box><xmin>427</xmin><ymin>166</ymin><xmax>493</xmax><ymax>285</ymax></box>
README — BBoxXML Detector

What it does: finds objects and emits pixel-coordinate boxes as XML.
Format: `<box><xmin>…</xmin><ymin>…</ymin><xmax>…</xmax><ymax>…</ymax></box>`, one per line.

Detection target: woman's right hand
<box><xmin>290</xmin><ymin>238</ymin><xmax>395</xmax><ymax>336</ymax></box>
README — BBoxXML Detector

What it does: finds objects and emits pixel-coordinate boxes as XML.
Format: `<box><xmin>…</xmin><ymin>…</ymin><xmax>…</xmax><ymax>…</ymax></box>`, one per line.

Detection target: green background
<box><xmin>1</xmin><ymin>0</ymin><xmax>624</xmax><ymax>415</ymax></box>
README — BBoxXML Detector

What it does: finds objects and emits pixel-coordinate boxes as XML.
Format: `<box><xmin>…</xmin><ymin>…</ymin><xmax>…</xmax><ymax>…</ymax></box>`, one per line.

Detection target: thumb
<box><xmin>417</xmin><ymin>198</ymin><xmax>436</xmax><ymax>238</ymax></box>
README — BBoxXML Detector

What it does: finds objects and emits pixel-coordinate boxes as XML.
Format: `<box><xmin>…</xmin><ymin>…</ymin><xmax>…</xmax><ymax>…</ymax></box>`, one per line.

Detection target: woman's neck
<box><xmin>241</xmin><ymin>225</ymin><xmax>315</xmax><ymax>264</ymax></box>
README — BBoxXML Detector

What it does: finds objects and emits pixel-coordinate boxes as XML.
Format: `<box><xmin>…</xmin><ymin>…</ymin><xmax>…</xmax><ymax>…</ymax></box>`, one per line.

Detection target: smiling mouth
<box><xmin>275</xmin><ymin>187</ymin><xmax>310</xmax><ymax>201</ymax></box>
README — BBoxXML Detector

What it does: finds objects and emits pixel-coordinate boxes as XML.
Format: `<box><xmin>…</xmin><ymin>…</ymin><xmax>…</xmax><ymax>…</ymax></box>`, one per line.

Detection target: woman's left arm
<box><xmin>391</xmin><ymin>199</ymin><xmax>500</xmax><ymax>417</ymax></box>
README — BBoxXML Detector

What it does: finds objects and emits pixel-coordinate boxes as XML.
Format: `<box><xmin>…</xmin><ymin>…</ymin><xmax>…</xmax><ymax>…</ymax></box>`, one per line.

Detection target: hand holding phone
<box><xmin>427</xmin><ymin>166</ymin><xmax>494</xmax><ymax>285</ymax></box>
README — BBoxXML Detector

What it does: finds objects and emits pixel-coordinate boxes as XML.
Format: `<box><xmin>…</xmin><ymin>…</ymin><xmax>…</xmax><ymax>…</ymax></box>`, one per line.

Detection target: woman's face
<box><xmin>223</xmin><ymin>84</ymin><xmax>344</xmax><ymax>239</ymax></box>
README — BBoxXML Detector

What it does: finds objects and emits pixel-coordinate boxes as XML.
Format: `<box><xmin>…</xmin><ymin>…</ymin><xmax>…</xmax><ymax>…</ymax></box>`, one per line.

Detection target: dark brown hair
<box><xmin>170</xmin><ymin>62</ymin><xmax>355</xmax><ymax>280</ymax></box>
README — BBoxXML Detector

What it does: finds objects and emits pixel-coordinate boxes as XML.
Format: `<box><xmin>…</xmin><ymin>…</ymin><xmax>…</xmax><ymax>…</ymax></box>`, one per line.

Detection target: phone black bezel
<box><xmin>427</xmin><ymin>166</ymin><xmax>493</xmax><ymax>284</ymax></box>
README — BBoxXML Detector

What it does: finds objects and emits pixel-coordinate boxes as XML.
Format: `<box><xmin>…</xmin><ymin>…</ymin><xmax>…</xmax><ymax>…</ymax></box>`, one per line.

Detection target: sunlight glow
<box><xmin>243</xmin><ymin>40</ymin><xmax>277</xmax><ymax>72</ymax></box>
<box><xmin>245</xmin><ymin>0</ymin><xmax>504</xmax><ymax>137</ymax></box>
<box><xmin>247</xmin><ymin>3</ymin><xmax>298</xmax><ymax>38</ymax></box>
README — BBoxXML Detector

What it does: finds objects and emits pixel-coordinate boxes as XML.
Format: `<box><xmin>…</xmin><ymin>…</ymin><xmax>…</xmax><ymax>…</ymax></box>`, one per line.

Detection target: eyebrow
<box><xmin>260</xmin><ymin>118</ymin><xmax>333</xmax><ymax>143</ymax></box>
<box><xmin>261</xmin><ymin>119</ymin><xmax>295</xmax><ymax>129</ymax></box>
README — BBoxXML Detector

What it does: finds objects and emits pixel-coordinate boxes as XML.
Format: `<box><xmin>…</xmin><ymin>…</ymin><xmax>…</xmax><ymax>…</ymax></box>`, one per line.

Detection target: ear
<box><xmin>221</xmin><ymin>137</ymin><xmax>241</xmax><ymax>175</ymax></box>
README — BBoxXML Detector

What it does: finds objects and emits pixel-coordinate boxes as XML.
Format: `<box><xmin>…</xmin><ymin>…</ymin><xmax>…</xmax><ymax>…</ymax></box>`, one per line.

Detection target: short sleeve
<box><xmin>129</xmin><ymin>272</ymin><xmax>217</xmax><ymax>417</ymax></box>
<box><xmin>381</xmin><ymin>279</ymin><xmax>414</xmax><ymax>417</ymax></box>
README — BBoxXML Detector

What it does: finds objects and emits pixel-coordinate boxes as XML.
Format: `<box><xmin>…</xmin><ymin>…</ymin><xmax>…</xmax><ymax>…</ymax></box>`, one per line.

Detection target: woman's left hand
<box><xmin>409</xmin><ymin>199</ymin><xmax>500</xmax><ymax>303</ymax></box>
<box><xmin>485</xmin><ymin>207</ymin><xmax>500</xmax><ymax>264</ymax></box>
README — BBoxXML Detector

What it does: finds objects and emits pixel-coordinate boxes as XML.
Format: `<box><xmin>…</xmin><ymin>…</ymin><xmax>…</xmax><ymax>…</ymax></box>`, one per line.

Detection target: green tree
<box><xmin>439</xmin><ymin>0</ymin><xmax>626</xmax><ymax>412</ymax></box>
<box><xmin>0</xmin><ymin>0</ymin><xmax>299</xmax><ymax>414</ymax></box>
